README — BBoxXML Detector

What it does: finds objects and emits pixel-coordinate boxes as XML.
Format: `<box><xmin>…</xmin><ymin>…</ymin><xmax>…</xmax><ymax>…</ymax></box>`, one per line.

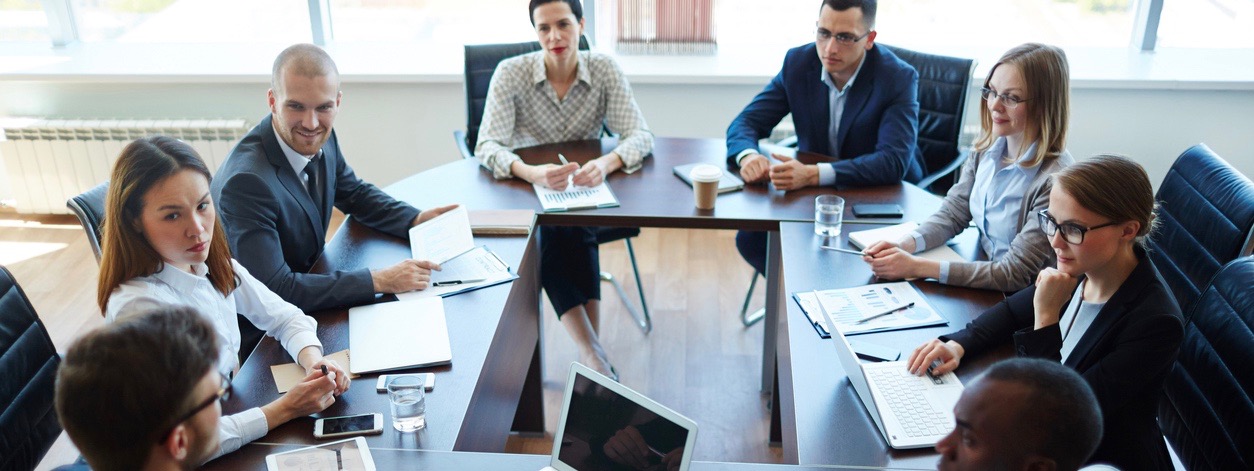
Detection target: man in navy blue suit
<box><xmin>726</xmin><ymin>0</ymin><xmax>922</xmax><ymax>275</ymax></box>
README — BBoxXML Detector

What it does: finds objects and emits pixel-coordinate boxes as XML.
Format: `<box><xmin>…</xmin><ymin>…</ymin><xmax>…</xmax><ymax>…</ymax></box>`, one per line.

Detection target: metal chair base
<box><xmin>601</xmin><ymin>237</ymin><xmax>651</xmax><ymax>334</ymax></box>
<box><xmin>741</xmin><ymin>271</ymin><xmax>765</xmax><ymax>327</ymax></box>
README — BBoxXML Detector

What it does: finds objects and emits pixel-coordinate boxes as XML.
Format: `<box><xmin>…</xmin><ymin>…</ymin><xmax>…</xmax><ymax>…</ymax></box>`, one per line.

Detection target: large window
<box><xmin>1158</xmin><ymin>0</ymin><xmax>1254</xmax><ymax>48</ymax></box>
<box><xmin>72</xmin><ymin>0</ymin><xmax>310</xmax><ymax>43</ymax></box>
<box><xmin>328</xmin><ymin>0</ymin><xmax>536</xmax><ymax>45</ymax></box>
<box><xmin>0</xmin><ymin>0</ymin><xmax>48</xmax><ymax>42</ymax></box>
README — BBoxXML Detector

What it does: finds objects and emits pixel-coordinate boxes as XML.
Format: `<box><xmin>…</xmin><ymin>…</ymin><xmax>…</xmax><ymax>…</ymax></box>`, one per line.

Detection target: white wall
<box><xmin>1</xmin><ymin>79</ymin><xmax>1251</xmax><ymax>200</ymax></box>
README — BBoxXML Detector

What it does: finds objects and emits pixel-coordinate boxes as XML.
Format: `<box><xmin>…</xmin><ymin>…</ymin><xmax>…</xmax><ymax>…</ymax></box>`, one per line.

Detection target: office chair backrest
<box><xmin>0</xmin><ymin>265</ymin><xmax>63</xmax><ymax>470</ymax></box>
<box><xmin>1147</xmin><ymin>144</ymin><xmax>1254</xmax><ymax>314</ymax></box>
<box><xmin>462</xmin><ymin>36</ymin><xmax>592</xmax><ymax>155</ymax></box>
<box><xmin>1158</xmin><ymin>255</ymin><xmax>1254</xmax><ymax>471</ymax></box>
<box><xmin>67</xmin><ymin>181</ymin><xmax>109</xmax><ymax>263</ymax></box>
<box><xmin>881</xmin><ymin>44</ymin><xmax>975</xmax><ymax>195</ymax></box>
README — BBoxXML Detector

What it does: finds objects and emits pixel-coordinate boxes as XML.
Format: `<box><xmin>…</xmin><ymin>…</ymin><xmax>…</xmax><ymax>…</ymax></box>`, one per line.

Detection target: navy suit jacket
<box><xmin>726</xmin><ymin>43</ymin><xmax>924</xmax><ymax>186</ymax></box>
<box><xmin>942</xmin><ymin>246</ymin><xmax>1183</xmax><ymax>470</ymax></box>
<box><xmin>212</xmin><ymin>116</ymin><xmax>421</xmax><ymax>312</ymax></box>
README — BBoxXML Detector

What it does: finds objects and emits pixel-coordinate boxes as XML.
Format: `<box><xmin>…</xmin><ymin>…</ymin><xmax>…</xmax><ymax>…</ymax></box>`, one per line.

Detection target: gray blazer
<box><xmin>915</xmin><ymin>147</ymin><xmax>1072</xmax><ymax>291</ymax></box>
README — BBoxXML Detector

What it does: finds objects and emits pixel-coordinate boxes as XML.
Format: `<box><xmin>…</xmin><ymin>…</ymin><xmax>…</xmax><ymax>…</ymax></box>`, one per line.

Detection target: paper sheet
<box><xmin>794</xmin><ymin>282</ymin><xmax>948</xmax><ymax>336</ymax></box>
<box><xmin>848</xmin><ymin>222</ymin><xmax>966</xmax><ymax>264</ymax></box>
<box><xmin>396</xmin><ymin>246</ymin><xmax>516</xmax><ymax>300</ymax></box>
<box><xmin>408</xmin><ymin>206</ymin><xmax>474</xmax><ymax>264</ymax></box>
<box><xmin>533</xmin><ymin>181</ymin><xmax>619</xmax><ymax>212</ymax></box>
<box><xmin>270</xmin><ymin>349</ymin><xmax>356</xmax><ymax>394</ymax></box>
<box><xmin>266</xmin><ymin>437</ymin><xmax>375</xmax><ymax>471</ymax></box>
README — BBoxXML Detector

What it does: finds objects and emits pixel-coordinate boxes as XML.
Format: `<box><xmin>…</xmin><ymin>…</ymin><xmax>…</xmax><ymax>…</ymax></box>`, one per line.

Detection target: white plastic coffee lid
<box><xmin>690</xmin><ymin>164</ymin><xmax>723</xmax><ymax>183</ymax></box>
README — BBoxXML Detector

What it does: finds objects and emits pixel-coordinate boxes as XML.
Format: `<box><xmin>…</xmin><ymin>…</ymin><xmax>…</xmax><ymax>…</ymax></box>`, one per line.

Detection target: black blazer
<box><xmin>942</xmin><ymin>245</ymin><xmax>1183</xmax><ymax>470</ymax></box>
<box><xmin>212</xmin><ymin>116</ymin><xmax>421</xmax><ymax>312</ymax></box>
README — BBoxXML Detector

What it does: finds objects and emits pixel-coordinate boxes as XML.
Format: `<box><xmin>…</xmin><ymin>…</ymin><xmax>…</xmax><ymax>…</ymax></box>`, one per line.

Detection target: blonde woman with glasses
<box><xmin>863</xmin><ymin>43</ymin><xmax>1073</xmax><ymax>292</ymax></box>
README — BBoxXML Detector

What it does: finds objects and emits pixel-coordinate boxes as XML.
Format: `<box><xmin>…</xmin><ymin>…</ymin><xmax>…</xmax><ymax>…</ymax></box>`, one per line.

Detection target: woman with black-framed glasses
<box><xmin>862</xmin><ymin>43</ymin><xmax>1072</xmax><ymax>292</ymax></box>
<box><xmin>909</xmin><ymin>155</ymin><xmax>1183</xmax><ymax>470</ymax></box>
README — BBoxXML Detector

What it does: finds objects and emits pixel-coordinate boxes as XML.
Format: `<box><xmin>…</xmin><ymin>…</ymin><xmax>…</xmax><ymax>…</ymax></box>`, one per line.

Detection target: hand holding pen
<box><xmin>542</xmin><ymin>153</ymin><xmax>580</xmax><ymax>190</ymax></box>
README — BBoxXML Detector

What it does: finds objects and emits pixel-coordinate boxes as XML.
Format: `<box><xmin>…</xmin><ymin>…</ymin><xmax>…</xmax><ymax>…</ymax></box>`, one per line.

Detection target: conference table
<box><xmin>209</xmin><ymin>136</ymin><xmax>1001</xmax><ymax>470</ymax></box>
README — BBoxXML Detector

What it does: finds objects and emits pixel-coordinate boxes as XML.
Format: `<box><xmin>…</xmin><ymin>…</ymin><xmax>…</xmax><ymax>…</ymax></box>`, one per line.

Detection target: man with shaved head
<box><xmin>213</xmin><ymin>43</ymin><xmax>455</xmax><ymax>314</ymax></box>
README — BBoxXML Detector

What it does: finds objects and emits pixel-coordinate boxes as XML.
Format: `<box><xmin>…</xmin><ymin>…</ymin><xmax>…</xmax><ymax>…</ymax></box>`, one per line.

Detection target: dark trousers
<box><xmin>736</xmin><ymin>230</ymin><xmax>768</xmax><ymax>275</ymax></box>
<box><xmin>541</xmin><ymin>225</ymin><xmax>601</xmax><ymax>316</ymax></box>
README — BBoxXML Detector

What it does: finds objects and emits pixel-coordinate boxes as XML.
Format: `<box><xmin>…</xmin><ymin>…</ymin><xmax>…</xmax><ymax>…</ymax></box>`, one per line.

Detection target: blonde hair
<box><xmin>97</xmin><ymin>136</ymin><xmax>237</xmax><ymax>312</ymax></box>
<box><xmin>1052</xmin><ymin>154</ymin><xmax>1158</xmax><ymax>246</ymax></box>
<box><xmin>974</xmin><ymin>43</ymin><xmax>1070</xmax><ymax>168</ymax></box>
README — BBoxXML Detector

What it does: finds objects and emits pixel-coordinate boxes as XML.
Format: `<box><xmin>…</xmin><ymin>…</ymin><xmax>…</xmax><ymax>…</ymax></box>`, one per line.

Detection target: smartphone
<box><xmin>848</xmin><ymin>339</ymin><xmax>900</xmax><ymax>362</ymax></box>
<box><xmin>375</xmin><ymin>373</ymin><xmax>435</xmax><ymax>393</ymax></box>
<box><xmin>852</xmin><ymin>203</ymin><xmax>905</xmax><ymax>219</ymax></box>
<box><xmin>313</xmin><ymin>413</ymin><xmax>383</xmax><ymax>439</ymax></box>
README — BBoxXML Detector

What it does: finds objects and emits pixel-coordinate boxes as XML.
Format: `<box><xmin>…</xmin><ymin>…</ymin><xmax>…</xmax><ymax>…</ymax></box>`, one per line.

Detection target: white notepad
<box><xmin>848</xmin><ymin>222</ymin><xmax>966</xmax><ymax>263</ymax></box>
<box><xmin>348</xmin><ymin>297</ymin><xmax>452</xmax><ymax>374</ymax></box>
<box><xmin>533</xmin><ymin>181</ymin><xmax>619</xmax><ymax>212</ymax></box>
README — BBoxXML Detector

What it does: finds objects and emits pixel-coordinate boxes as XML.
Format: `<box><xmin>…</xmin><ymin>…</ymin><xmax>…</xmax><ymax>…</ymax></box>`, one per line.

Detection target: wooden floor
<box><xmin>15</xmin><ymin>213</ymin><xmax>781</xmax><ymax>468</ymax></box>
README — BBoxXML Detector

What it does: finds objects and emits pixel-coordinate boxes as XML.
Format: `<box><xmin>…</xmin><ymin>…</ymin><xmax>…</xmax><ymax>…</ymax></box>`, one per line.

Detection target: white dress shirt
<box><xmin>105</xmin><ymin>259</ymin><xmax>322</xmax><ymax>459</ymax></box>
<box><xmin>474</xmin><ymin>50</ymin><xmax>654</xmax><ymax>179</ymax></box>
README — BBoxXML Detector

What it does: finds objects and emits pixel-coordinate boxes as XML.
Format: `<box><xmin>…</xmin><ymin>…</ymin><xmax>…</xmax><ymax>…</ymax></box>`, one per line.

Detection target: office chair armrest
<box><xmin>917</xmin><ymin>148</ymin><xmax>970</xmax><ymax>193</ymax></box>
<box><xmin>453</xmin><ymin>130</ymin><xmax>474</xmax><ymax>160</ymax></box>
<box><xmin>777</xmin><ymin>136</ymin><xmax>798</xmax><ymax>148</ymax></box>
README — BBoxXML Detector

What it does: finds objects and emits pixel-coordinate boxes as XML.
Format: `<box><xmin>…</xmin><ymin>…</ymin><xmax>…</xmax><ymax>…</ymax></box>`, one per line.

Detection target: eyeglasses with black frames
<box><xmin>157</xmin><ymin>372</ymin><xmax>232</xmax><ymax>444</ymax></box>
<box><xmin>815</xmin><ymin>28</ymin><xmax>870</xmax><ymax>45</ymax></box>
<box><xmin>1037</xmin><ymin>209</ymin><xmax>1122</xmax><ymax>245</ymax></box>
<box><xmin>980</xmin><ymin>87</ymin><xmax>1030</xmax><ymax>109</ymax></box>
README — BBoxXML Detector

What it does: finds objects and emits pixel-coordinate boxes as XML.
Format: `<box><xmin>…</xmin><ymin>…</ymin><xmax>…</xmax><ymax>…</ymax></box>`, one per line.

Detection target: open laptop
<box><xmin>541</xmin><ymin>363</ymin><xmax>699</xmax><ymax>471</ymax></box>
<box><xmin>815</xmin><ymin>292</ymin><xmax>964</xmax><ymax>449</ymax></box>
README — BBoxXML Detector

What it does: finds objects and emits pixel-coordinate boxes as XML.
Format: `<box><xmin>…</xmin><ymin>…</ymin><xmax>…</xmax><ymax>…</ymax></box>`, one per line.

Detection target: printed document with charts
<box><xmin>793</xmin><ymin>282</ymin><xmax>948</xmax><ymax>336</ymax></box>
<box><xmin>533</xmin><ymin>180</ymin><xmax>619</xmax><ymax>212</ymax></box>
<box><xmin>401</xmin><ymin>206</ymin><xmax>516</xmax><ymax>300</ymax></box>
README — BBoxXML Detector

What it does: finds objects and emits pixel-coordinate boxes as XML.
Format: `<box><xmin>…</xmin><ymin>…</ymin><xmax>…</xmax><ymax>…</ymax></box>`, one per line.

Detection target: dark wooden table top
<box><xmin>774</xmin><ymin>221</ymin><xmax>1009</xmax><ymax>468</ymax></box>
<box><xmin>213</xmin><ymin>221</ymin><xmax>541</xmax><ymax>465</ymax></box>
<box><xmin>382</xmin><ymin>137</ymin><xmax>943</xmax><ymax>231</ymax></box>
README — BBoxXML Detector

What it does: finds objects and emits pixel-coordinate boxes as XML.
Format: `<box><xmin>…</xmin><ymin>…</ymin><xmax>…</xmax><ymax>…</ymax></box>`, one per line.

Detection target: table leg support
<box><xmin>761</xmin><ymin>230</ymin><xmax>782</xmax><ymax>393</ymax></box>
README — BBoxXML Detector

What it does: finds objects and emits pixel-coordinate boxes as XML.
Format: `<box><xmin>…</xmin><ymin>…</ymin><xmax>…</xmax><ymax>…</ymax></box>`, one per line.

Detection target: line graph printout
<box><xmin>793</xmin><ymin>282</ymin><xmax>947</xmax><ymax>336</ymax></box>
<box><xmin>532</xmin><ymin>181</ymin><xmax>620</xmax><ymax>212</ymax></box>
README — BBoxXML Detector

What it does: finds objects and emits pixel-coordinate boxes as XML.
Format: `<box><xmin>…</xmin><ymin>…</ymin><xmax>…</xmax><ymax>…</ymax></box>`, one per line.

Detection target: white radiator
<box><xmin>0</xmin><ymin>118</ymin><xmax>250</xmax><ymax>215</ymax></box>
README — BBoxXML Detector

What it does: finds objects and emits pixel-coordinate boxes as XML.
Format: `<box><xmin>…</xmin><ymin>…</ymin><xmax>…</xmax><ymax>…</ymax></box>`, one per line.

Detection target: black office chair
<box><xmin>66</xmin><ymin>183</ymin><xmax>266</xmax><ymax>365</ymax></box>
<box><xmin>1147</xmin><ymin>143</ymin><xmax>1254</xmax><ymax>315</ymax></box>
<box><xmin>455</xmin><ymin>35</ymin><xmax>592</xmax><ymax>160</ymax></box>
<box><xmin>457</xmin><ymin>38</ymin><xmax>652</xmax><ymax>333</ymax></box>
<box><xmin>881</xmin><ymin>44</ymin><xmax>976</xmax><ymax>195</ymax></box>
<box><xmin>0</xmin><ymin>265</ymin><xmax>63</xmax><ymax>470</ymax></box>
<box><xmin>67</xmin><ymin>181</ymin><xmax>109</xmax><ymax>262</ymax></box>
<box><xmin>1158</xmin><ymin>255</ymin><xmax>1254</xmax><ymax>470</ymax></box>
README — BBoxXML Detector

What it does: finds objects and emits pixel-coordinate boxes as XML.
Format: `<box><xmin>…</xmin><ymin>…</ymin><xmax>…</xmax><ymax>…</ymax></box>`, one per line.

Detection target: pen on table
<box><xmin>820</xmin><ymin>245</ymin><xmax>865</xmax><ymax>255</ymax></box>
<box><xmin>855</xmin><ymin>302</ymin><xmax>915</xmax><ymax>324</ymax></box>
<box><xmin>433</xmin><ymin>278</ymin><xmax>487</xmax><ymax>287</ymax></box>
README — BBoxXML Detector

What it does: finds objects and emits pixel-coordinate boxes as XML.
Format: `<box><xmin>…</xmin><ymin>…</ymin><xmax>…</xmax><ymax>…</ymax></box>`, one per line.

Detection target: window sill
<box><xmin>0</xmin><ymin>41</ymin><xmax>1251</xmax><ymax>91</ymax></box>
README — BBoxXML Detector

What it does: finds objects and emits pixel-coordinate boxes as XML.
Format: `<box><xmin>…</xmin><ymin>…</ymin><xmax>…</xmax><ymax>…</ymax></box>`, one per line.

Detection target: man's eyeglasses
<box><xmin>1037</xmin><ymin>210</ymin><xmax>1121</xmax><ymax>245</ymax></box>
<box><xmin>815</xmin><ymin>28</ymin><xmax>870</xmax><ymax>45</ymax></box>
<box><xmin>158</xmin><ymin>373</ymin><xmax>232</xmax><ymax>444</ymax></box>
<box><xmin>980</xmin><ymin>87</ymin><xmax>1029</xmax><ymax>109</ymax></box>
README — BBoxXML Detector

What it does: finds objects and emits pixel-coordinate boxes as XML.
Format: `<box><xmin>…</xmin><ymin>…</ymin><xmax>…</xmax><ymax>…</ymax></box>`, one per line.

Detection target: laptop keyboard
<box><xmin>865</xmin><ymin>367</ymin><xmax>953</xmax><ymax>438</ymax></box>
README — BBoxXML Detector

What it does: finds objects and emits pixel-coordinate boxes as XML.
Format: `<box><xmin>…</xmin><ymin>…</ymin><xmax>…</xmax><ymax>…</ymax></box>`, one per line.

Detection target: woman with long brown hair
<box><xmin>909</xmin><ymin>155</ymin><xmax>1183</xmax><ymax>470</ymax></box>
<box><xmin>97</xmin><ymin>135</ymin><xmax>349</xmax><ymax>459</ymax></box>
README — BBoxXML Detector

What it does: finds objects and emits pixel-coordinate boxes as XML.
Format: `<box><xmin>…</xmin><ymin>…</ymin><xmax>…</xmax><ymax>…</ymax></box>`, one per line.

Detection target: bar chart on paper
<box><xmin>793</xmin><ymin>282</ymin><xmax>947</xmax><ymax>336</ymax></box>
<box><xmin>533</xmin><ymin>181</ymin><xmax>620</xmax><ymax>212</ymax></box>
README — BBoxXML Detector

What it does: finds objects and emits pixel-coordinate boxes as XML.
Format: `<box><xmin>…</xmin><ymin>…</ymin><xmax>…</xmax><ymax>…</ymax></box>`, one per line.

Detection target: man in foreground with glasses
<box><xmin>906</xmin><ymin>155</ymin><xmax>1183</xmax><ymax>470</ymax></box>
<box><xmin>725</xmin><ymin>0</ymin><xmax>924</xmax><ymax>276</ymax></box>
<box><xmin>56</xmin><ymin>307</ymin><xmax>232</xmax><ymax>470</ymax></box>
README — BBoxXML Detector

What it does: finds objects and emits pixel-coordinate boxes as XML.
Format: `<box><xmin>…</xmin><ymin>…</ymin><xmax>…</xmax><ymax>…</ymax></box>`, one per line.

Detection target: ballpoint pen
<box><xmin>557</xmin><ymin>153</ymin><xmax>570</xmax><ymax>165</ymax></box>
<box><xmin>433</xmin><ymin>278</ymin><xmax>487</xmax><ymax>287</ymax></box>
<box><xmin>855</xmin><ymin>302</ymin><xmax>915</xmax><ymax>324</ymax></box>
<box><xmin>820</xmin><ymin>245</ymin><xmax>865</xmax><ymax>255</ymax></box>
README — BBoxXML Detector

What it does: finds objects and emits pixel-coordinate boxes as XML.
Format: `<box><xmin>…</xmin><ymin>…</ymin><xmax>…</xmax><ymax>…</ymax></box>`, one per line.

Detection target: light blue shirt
<box><xmin>816</xmin><ymin>56</ymin><xmax>866</xmax><ymax>187</ymax></box>
<box><xmin>914</xmin><ymin>137</ymin><xmax>1043</xmax><ymax>283</ymax></box>
<box><xmin>1060</xmin><ymin>280</ymin><xmax>1104</xmax><ymax>362</ymax></box>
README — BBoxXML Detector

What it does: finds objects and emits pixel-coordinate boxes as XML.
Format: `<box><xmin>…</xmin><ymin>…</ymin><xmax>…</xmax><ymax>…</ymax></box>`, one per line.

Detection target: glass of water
<box><xmin>387</xmin><ymin>375</ymin><xmax>426</xmax><ymax>432</ymax></box>
<box><xmin>814</xmin><ymin>195</ymin><xmax>845</xmax><ymax>237</ymax></box>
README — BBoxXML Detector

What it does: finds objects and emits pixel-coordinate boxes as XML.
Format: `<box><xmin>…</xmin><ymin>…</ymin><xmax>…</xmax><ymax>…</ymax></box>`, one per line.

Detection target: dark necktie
<box><xmin>303</xmin><ymin>156</ymin><xmax>322</xmax><ymax>210</ymax></box>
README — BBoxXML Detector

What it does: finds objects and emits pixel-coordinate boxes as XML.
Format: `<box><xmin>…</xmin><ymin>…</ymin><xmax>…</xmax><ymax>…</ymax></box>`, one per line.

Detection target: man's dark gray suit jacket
<box><xmin>212</xmin><ymin>115</ymin><xmax>420</xmax><ymax>312</ymax></box>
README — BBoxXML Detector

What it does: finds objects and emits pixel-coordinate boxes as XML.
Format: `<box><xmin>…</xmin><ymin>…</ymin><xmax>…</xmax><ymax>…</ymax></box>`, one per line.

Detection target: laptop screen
<box><xmin>555</xmin><ymin>374</ymin><xmax>692</xmax><ymax>470</ymax></box>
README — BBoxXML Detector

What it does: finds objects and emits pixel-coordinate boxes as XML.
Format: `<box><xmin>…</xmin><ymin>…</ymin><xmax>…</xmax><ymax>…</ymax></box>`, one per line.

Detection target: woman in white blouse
<box><xmin>474</xmin><ymin>0</ymin><xmax>654</xmax><ymax>380</ymax></box>
<box><xmin>96</xmin><ymin>136</ymin><xmax>350</xmax><ymax>459</ymax></box>
<box><xmin>862</xmin><ymin>43</ymin><xmax>1073</xmax><ymax>292</ymax></box>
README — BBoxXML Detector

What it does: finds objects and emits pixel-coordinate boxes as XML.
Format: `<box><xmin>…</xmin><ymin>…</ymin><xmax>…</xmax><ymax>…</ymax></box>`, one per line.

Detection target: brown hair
<box><xmin>97</xmin><ymin>136</ymin><xmax>237</xmax><ymax>312</ymax></box>
<box><xmin>974</xmin><ymin>43</ymin><xmax>1070</xmax><ymax>168</ymax></box>
<box><xmin>271</xmin><ymin>43</ymin><xmax>340</xmax><ymax>94</ymax></box>
<box><xmin>56</xmin><ymin>306</ymin><xmax>219</xmax><ymax>471</ymax></box>
<box><xmin>1052</xmin><ymin>154</ymin><xmax>1158</xmax><ymax>245</ymax></box>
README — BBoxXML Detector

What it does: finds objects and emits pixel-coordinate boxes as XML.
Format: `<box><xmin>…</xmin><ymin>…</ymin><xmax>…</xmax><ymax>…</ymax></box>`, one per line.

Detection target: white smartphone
<box><xmin>375</xmin><ymin>373</ymin><xmax>435</xmax><ymax>393</ymax></box>
<box><xmin>312</xmin><ymin>413</ymin><xmax>384</xmax><ymax>439</ymax></box>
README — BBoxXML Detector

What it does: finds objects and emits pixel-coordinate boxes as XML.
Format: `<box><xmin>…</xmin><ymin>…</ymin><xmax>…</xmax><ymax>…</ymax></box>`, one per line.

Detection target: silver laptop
<box><xmin>541</xmin><ymin>363</ymin><xmax>699</xmax><ymax>471</ymax></box>
<box><xmin>815</xmin><ymin>292</ymin><xmax>964</xmax><ymax>449</ymax></box>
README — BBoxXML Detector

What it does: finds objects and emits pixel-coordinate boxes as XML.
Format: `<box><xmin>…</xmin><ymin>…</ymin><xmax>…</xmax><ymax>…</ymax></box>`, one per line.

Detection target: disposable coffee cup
<box><xmin>690</xmin><ymin>164</ymin><xmax>723</xmax><ymax>210</ymax></box>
